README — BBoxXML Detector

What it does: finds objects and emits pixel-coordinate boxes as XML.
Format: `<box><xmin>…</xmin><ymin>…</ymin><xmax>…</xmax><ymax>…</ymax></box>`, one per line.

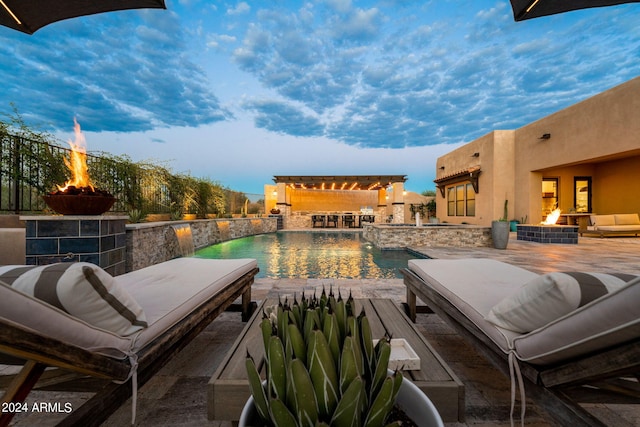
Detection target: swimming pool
<box><xmin>194</xmin><ymin>231</ymin><xmax>425</xmax><ymax>279</ymax></box>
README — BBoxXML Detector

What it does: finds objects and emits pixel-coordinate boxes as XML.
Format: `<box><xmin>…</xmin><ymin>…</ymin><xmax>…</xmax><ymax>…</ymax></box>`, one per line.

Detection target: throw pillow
<box><xmin>486</xmin><ymin>271</ymin><xmax>637</xmax><ymax>333</ymax></box>
<box><xmin>0</xmin><ymin>263</ymin><xmax>147</xmax><ymax>336</ymax></box>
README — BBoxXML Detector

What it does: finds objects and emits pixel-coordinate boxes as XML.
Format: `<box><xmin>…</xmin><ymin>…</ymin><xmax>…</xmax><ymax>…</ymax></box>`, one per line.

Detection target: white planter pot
<box><xmin>239</xmin><ymin>376</ymin><xmax>444</xmax><ymax>427</ymax></box>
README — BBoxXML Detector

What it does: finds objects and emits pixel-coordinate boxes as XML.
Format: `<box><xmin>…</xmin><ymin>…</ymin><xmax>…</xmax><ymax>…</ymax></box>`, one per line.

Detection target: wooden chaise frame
<box><xmin>0</xmin><ymin>267</ymin><xmax>258</xmax><ymax>427</ymax></box>
<box><xmin>402</xmin><ymin>267</ymin><xmax>640</xmax><ymax>427</ymax></box>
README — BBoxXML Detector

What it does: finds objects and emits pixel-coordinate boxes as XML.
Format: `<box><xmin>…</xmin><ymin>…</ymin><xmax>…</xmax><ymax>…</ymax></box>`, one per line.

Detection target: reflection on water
<box><xmin>194</xmin><ymin>231</ymin><xmax>422</xmax><ymax>279</ymax></box>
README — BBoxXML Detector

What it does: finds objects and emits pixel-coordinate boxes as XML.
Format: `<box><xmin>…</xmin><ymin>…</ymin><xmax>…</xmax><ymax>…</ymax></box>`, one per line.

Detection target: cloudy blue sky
<box><xmin>1</xmin><ymin>1</ymin><xmax>639</xmax><ymax>195</ymax></box>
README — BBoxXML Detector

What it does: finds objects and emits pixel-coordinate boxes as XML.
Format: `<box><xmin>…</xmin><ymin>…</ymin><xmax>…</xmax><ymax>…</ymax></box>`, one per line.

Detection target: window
<box><xmin>447</xmin><ymin>187</ymin><xmax>455</xmax><ymax>216</ymax></box>
<box><xmin>447</xmin><ymin>183</ymin><xmax>475</xmax><ymax>217</ymax></box>
<box><xmin>466</xmin><ymin>183</ymin><xmax>475</xmax><ymax>216</ymax></box>
<box><xmin>574</xmin><ymin>177</ymin><xmax>592</xmax><ymax>213</ymax></box>
<box><xmin>542</xmin><ymin>178</ymin><xmax>558</xmax><ymax>217</ymax></box>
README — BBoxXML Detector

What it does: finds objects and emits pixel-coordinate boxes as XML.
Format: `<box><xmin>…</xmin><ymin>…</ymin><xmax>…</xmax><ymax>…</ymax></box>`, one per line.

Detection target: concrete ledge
<box><xmin>0</xmin><ymin>228</ymin><xmax>26</xmax><ymax>265</ymax></box>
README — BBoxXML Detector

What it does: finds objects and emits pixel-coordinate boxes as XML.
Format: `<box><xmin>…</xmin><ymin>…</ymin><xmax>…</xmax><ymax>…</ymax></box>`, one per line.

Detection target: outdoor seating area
<box><xmin>403</xmin><ymin>257</ymin><xmax>640</xmax><ymax>426</ymax></box>
<box><xmin>2</xmin><ymin>2</ymin><xmax>640</xmax><ymax>426</ymax></box>
<box><xmin>1</xmin><ymin>235</ymin><xmax>640</xmax><ymax>426</ymax></box>
<box><xmin>581</xmin><ymin>213</ymin><xmax>640</xmax><ymax>237</ymax></box>
<box><xmin>309</xmin><ymin>212</ymin><xmax>377</xmax><ymax>228</ymax></box>
<box><xmin>0</xmin><ymin>258</ymin><xmax>258</xmax><ymax>427</ymax></box>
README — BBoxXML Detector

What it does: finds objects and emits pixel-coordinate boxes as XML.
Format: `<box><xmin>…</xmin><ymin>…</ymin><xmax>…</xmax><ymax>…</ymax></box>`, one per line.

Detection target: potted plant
<box><xmin>491</xmin><ymin>200</ymin><xmax>510</xmax><ymax>249</ymax></box>
<box><xmin>242</xmin><ymin>290</ymin><xmax>444</xmax><ymax>427</ymax></box>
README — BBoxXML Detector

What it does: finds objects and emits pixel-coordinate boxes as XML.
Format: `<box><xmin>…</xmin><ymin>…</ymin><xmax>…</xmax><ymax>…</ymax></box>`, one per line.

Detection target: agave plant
<box><xmin>245</xmin><ymin>289</ymin><xmax>403</xmax><ymax>427</ymax></box>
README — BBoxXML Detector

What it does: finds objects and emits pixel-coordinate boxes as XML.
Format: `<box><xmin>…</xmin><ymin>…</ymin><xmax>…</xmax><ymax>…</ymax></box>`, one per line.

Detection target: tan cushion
<box><xmin>486</xmin><ymin>272</ymin><xmax>637</xmax><ymax>333</ymax></box>
<box><xmin>0</xmin><ymin>263</ymin><xmax>147</xmax><ymax>336</ymax></box>
<box><xmin>596</xmin><ymin>225</ymin><xmax>640</xmax><ymax>232</ymax></box>
<box><xmin>615</xmin><ymin>213</ymin><xmax>640</xmax><ymax>225</ymax></box>
<box><xmin>590</xmin><ymin>215</ymin><xmax>615</xmax><ymax>226</ymax></box>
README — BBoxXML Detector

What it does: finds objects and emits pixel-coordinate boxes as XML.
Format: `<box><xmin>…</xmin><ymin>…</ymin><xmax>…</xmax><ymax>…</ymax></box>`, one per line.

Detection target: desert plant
<box><xmin>245</xmin><ymin>290</ymin><xmax>403</xmax><ymax>427</ymax></box>
<box><xmin>499</xmin><ymin>200</ymin><xmax>509</xmax><ymax>221</ymax></box>
<box><xmin>127</xmin><ymin>209</ymin><xmax>147</xmax><ymax>223</ymax></box>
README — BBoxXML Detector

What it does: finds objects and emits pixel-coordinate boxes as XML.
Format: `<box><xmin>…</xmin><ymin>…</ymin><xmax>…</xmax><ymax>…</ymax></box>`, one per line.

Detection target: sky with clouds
<box><xmin>1</xmin><ymin>1</ymin><xmax>639</xmax><ymax>195</ymax></box>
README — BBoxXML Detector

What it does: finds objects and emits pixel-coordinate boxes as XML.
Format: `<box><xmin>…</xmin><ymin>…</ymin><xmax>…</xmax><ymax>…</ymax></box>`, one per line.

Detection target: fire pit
<box><xmin>43</xmin><ymin>119</ymin><xmax>116</xmax><ymax>216</ymax></box>
<box><xmin>43</xmin><ymin>189</ymin><xmax>115</xmax><ymax>215</ymax></box>
<box><xmin>517</xmin><ymin>224</ymin><xmax>578</xmax><ymax>244</ymax></box>
<box><xmin>516</xmin><ymin>209</ymin><xmax>578</xmax><ymax>244</ymax></box>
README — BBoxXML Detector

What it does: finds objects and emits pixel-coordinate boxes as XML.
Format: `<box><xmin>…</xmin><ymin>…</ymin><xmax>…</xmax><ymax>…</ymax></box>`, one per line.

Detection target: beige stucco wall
<box><xmin>435</xmin><ymin>130</ymin><xmax>515</xmax><ymax>224</ymax></box>
<box><xmin>513</xmin><ymin>76</ymin><xmax>640</xmax><ymax>223</ymax></box>
<box><xmin>438</xmin><ymin>76</ymin><xmax>640</xmax><ymax>226</ymax></box>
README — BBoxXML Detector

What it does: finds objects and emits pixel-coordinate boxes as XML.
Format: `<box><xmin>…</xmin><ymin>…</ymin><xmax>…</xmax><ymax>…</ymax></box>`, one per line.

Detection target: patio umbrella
<box><xmin>509</xmin><ymin>0</ymin><xmax>640</xmax><ymax>21</ymax></box>
<box><xmin>0</xmin><ymin>0</ymin><xmax>166</xmax><ymax>35</ymax></box>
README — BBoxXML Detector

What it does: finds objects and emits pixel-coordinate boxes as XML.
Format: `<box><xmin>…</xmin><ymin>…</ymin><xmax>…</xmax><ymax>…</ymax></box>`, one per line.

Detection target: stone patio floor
<box><xmin>4</xmin><ymin>233</ymin><xmax>640</xmax><ymax>426</ymax></box>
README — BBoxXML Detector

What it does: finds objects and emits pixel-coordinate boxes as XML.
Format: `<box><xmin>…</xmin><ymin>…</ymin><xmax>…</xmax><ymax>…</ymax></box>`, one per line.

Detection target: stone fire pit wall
<box><xmin>517</xmin><ymin>224</ymin><xmax>579</xmax><ymax>244</ymax></box>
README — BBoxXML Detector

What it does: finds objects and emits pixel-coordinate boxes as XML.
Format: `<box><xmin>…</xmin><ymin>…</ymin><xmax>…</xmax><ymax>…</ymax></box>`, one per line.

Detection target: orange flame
<box><xmin>57</xmin><ymin>118</ymin><xmax>94</xmax><ymax>192</ymax></box>
<box><xmin>542</xmin><ymin>208</ymin><xmax>562</xmax><ymax>225</ymax></box>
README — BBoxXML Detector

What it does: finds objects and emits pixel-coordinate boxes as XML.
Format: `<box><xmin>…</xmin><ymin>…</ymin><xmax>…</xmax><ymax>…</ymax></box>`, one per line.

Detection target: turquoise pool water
<box><xmin>194</xmin><ymin>231</ymin><xmax>424</xmax><ymax>279</ymax></box>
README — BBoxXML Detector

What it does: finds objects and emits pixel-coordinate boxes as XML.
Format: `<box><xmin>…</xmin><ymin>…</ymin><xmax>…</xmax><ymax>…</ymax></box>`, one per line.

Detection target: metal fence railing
<box><xmin>1</xmin><ymin>132</ymin><xmax>264</xmax><ymax>216</ymax></box>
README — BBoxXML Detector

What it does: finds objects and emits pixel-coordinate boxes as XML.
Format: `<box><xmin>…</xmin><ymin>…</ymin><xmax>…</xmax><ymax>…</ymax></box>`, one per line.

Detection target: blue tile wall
<box><xmin>24</xmin><ymin>217</ymin><xmax>127</xmax><ymax>273</ymax></box>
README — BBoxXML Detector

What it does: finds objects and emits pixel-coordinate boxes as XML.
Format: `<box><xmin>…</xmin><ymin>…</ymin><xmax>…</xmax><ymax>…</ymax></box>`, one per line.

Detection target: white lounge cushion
<box><xmin>513</xmin><ymin>276</ymin><xmax>640</xmax><ymax>365</ymax></box>
<box><xmin>408</xmin><ymin>259</ymin><xmax>640</xmax><ymax>366</ymax></box>
<box><xmin>408</xmin><ymin>258</ymin><xmax>538</xmax><ymax>353</ymax></box>
<box><xmin>118</xmin><ymin>257</ymin><xmax>258</xmax><ymax>353</ymax></box>
<box><xmin>0</xmin><ymin>258</ymin><xmax>258</xmax><ymax>361</ymax></box>
<box><xmin>0</xmin><ymin>263</ymin><xmax>147</xmax><ymax>336</ymax></box>
<box><xmin>486</xmin><ymin>272</ymin><xmax>637</xmax><ymax>333</ymax></box>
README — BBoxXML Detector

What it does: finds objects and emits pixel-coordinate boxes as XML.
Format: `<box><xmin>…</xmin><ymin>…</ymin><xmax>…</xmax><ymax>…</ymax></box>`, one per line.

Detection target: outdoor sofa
<box><xmin>0</xmin><ymin>257</ymin><xmax>258</xmax><ymax>427</ymax></box>
<box><xmin>402</xmin><ymin>258</ymin><xmax>640</xmax><ymax>426</ymax></box>
<box><xmin>580</xmin><ymin>213</ymin><xmax>640</xmax><ymax>237</ymax></box>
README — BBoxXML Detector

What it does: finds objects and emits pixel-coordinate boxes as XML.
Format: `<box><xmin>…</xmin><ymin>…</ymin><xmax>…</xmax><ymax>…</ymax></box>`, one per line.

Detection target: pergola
<box><xmin>269</xmin><ymin>175</ymin><xmax>408</xmax><ymax>226</ymax></box>
<box><xmin>273</xmin><ymin>175</ymin><xmax>407</xmax><ymax>191</ymax></box>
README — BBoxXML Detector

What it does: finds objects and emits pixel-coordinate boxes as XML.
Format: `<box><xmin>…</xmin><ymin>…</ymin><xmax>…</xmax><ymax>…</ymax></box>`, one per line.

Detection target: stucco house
<box><xmin>434</xmin><ymin>76</ymin><xmax>640</xmax><ymax>227</ymax></box>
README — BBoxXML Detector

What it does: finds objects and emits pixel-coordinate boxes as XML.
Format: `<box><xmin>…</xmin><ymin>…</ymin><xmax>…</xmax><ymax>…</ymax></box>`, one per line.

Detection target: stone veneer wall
<box><xmin>126</xmin><ymin>217</ymin><xmax>277</xmax><ymax>272</ymax></box>
<box><xmin>362</xmin><ymin>223</ymin><xmax>492</xmax><ymax>249</ymax></box>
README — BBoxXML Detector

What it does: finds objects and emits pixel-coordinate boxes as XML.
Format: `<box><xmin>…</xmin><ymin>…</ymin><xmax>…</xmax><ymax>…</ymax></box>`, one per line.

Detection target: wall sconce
<box><xmin>471</xmin><ymin>152</ymin><xmax>480</xmax><ymax>157</ymax></box>
<box><xmin>439</xmin><ymin>166</ymin><xmax>445</xmax><ymax>170</ymax></box>
<box><xmin>539</xmin><ymin>133</ymin><xmax>551</xmax><ymax>140</ymax></box>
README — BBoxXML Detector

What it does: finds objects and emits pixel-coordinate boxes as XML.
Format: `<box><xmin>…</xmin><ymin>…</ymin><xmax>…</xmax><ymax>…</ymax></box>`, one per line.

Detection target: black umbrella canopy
<box><xmin>0</xmin><ymin>0</ymin><xmax>166</xmax><ymax>34</ymax></box>
<box><xmin>510</xmin><ymin>0</ymin><xmax>640</xmax><ymax>21</ymax></box>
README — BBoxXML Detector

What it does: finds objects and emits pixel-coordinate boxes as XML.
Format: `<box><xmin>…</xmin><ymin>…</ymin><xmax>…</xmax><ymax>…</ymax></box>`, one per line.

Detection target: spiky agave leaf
<box><xmin>331</xmin><ymin>376</ymin><xmax>367</xmax><ymax>427</ymax></box>
<box><xmin>245</xmin><ymin>352</ymin><xmax>270</xmax><ymax>422</ymax></box>
<box><xmin>308</xmin><ymin>330</ymin><xmax>339</xmax><ymax>419</ymax></box>
<box><xmin>289</xmin><ymin>358</ymin><xmax>319</xmax><ymax>426</ymax></box>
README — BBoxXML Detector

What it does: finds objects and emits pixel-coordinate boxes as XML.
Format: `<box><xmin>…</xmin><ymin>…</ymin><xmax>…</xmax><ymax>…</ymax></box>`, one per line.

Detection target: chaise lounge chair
<box><xmin>0</xmin><ymin>257</ymin><xmax>259</xmax><ymax>427</ymax></box>
<box><xmin>402</xmin><ymin>258</ymin><xmax>640</xmax><ymax>426</ymax></box>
